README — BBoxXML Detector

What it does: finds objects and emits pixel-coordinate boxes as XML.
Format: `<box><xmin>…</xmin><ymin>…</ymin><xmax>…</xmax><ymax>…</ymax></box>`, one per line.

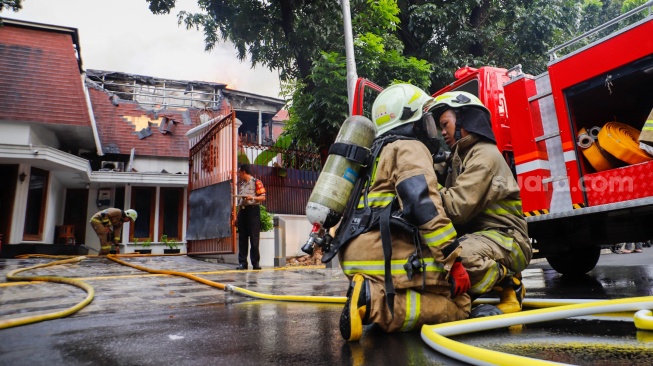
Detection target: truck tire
<box><xmin>545</xmin><ymin>246</ymin><xmax>601</xmax><ymax>276</ymax></box>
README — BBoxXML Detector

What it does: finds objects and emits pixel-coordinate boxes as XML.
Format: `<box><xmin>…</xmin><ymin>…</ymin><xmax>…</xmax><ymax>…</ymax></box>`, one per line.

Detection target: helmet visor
<box><xmin>422</xmin><ymin>112</ymin><xmax>440</xmax><ymax>139</ymax></box>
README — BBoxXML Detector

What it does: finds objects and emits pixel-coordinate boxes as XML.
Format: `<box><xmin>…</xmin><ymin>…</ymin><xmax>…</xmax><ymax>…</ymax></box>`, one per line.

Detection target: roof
<box><xmin>87</xmin><ymin>85</ymin><xmax>207</xmax><ymax>158</ymax></box>
<box><xmin>272</xmin><ymin>109</ymin><xmax>289</xmax><ymax>122</ymax></box>
<box><xmin>0</xmin><ymin>18</ymin><xmax>91</xmax><ymax>127</ymax></box>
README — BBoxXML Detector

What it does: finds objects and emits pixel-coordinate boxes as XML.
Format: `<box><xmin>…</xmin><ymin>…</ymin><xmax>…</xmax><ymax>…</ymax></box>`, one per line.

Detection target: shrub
<box><xmin>260</xmin><ymin>205</ymin><xmax>273</xmax><ymax>232</ymax></box>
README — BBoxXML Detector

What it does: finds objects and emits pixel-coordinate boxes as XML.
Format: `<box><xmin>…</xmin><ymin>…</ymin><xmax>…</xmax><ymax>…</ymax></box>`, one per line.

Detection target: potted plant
<box><xmin>162</xmin><ymin>234</ymin><xmax>180</xmax><ymax>254</ymax></box>
<box><xmin>134</xmin><ymin>237</ymin><xmax>152</xmax><ymax>254</ymax></box>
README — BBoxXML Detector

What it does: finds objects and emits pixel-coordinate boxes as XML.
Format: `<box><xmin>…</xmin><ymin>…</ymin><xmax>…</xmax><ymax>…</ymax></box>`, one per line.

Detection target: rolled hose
<box><xmin>577</xmin><ymin>127</ymin><xmax>615</xmax><ymax>172</ymax></box>
<box><xmin>598</xmin><ymin>122</ymin><xmax>653</xmax><ymax>165</ymax></box>
<box><xmin>421</xmin><ymin>296</ymin><xmax>653</xmax><ymax>366</ymax></box>
<box><xmin>0</xmin><ymin>256</ymin><xmax>94</xmax><ymax>330</ymax></box>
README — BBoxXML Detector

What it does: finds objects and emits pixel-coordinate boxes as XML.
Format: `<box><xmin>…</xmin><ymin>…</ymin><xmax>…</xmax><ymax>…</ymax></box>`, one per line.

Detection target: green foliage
<box><xmin>145</xmin><ymin>0</ymin><xmax>640</xmax><ymax>150</ymax></box>
<box><xmin>161</xmin><ymin>234</ymin><xmax>179</xmax><ymax>249</ymax></box>
<box><xmin>0</xmin><ymin>0</ymin><xmax>22</xmax><ymax>13</ymax></box>
<box><xmin>260</xmin><ymin>205</ymin><xmax>273</xmax><ymax>232</ymax></box>
<box><xmin>135</xmin><ymin>238</ymin><xmax>152</xmax><ymax>248</ymax></box>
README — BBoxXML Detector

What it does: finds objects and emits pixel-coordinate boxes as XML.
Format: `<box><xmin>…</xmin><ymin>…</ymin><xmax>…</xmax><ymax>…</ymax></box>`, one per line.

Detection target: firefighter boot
<box><xmin>493</xmin><ymin>266</ymin><xmax>525</xmax><ymax>314</ymax></box>
<box><xmin>340</xmin><ymin>274</ymin><xmax>371</xmax><ymax>342</ymax></box>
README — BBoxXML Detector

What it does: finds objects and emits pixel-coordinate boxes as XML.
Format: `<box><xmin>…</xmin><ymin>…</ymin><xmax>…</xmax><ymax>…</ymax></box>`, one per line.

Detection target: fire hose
<box><xmin>598</xmin><ymin>122</ymin><xmax>653</xmax><ymax>165</ymax></box>
<box><xmin>0</xmin><ymin>256</ymin><xmax>94</xmax><ymax>330</ymax></box>
<box><xmin>3</xmin><ymin>255</ymin><xmax>653</xmax><ymax>365</ymax></box>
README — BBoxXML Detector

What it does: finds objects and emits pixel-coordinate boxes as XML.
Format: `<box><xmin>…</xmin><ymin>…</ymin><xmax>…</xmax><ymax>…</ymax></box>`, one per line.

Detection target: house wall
<box><xmin>9</xmin><ymin>164</ymin><xmax>29</xmax><ymax>244</ymax></box>
<box><xmin>30</xmin><ymin>124</ymin><xmax>60</xmax><ymax>148</ymax></box>
<box><xmin>132</xmin><ymin>156</ymin><xmax>188</xmax><ymax>174</ymax></box>
<box><xmin>46</xmin><ymin>174</ymin><xmax>66</xmax><ymax>242</ymax></box>
<box><xmin>0</xmin><ymin>123</ymin><xmax>31</xmax><ymax>145</ymax></box>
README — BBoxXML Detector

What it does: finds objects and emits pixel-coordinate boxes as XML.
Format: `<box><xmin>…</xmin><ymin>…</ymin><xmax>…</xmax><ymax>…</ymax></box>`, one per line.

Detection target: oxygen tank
<box><xmin>306</xmin><ymin>115</ymin><xmax>377</xmax><ymax>229</ymax></box>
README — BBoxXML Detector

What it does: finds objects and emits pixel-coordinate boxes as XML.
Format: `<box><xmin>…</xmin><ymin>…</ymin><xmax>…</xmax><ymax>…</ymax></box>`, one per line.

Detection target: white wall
<box><xmin>45</xmin><ymin>173</ymin><xmax>65</xmax><ymax>243</ymax></box>
<box><xmin>0</xmin><ymin>123</ymin><xmax>30</xmax><ymax>145</ymax></box>
<box><xmin>132</xmin><ymin>156</ymin><xmax>188</xmax><ymax>174</ymax></box>
<box><xmin>30</xmin><ymin>124</ymin><xmax>60</xmax><ymax>148</ymax></box>
<box><xmin>274</xmin><ymin>214</ymin><xmax>314</xmax><ymax>256</ymax></box>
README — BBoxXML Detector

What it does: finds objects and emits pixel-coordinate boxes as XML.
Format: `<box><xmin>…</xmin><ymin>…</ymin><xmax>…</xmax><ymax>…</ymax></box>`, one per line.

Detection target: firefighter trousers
<box><xmin>90</xmin><ymin>221</ymin><xmax>112</xmax><ymax>255</ymax></box>
<box><xmin>365</xmin><ymin>276</ymin><xmax>471</xmax><ymax>333</ymax></box>
<box><xmin>459</xmin><ymin>232</ymin><xmax>528</xmax><ymax>297</ymax></box>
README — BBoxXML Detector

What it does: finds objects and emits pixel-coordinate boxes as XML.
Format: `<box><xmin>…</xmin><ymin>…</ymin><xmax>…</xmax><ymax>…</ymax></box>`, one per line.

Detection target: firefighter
<box><xmin>338</xmin><ymin>84</ymin><xmax>479</xmax><ymax>342</ymax></box>
<box><xmin>89</xmin><ymin>208</ymin><xmax>138</xmax><ymax>255</ymax></box>
<box><xmin>427</xmin><ymin>91</ymin><xmax>532</xmax><ymax>313</ymax></box>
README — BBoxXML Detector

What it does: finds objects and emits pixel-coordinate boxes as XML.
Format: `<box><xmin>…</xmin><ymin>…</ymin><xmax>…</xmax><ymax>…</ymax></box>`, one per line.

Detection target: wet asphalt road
<box><xmin>1</xmin><ymin>249</ymin><xmax>652</xmax><ymax>366</ymax></box>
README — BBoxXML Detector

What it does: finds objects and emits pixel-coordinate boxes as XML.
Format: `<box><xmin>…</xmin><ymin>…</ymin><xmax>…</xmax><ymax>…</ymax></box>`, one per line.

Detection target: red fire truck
<box><xmin>427</xmin><ymin>4</ymin><xmax>653</xmax><ymax>275</ymax></box>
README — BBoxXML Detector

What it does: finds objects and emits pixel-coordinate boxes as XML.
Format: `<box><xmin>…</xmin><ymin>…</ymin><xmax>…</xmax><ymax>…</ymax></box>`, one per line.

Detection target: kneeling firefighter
<box><xmin>330</xmin><ymin>84</ymin><xmax>479</xmax><ymax>342</ymax></box>
<box><xmin>427</xmin><ymin>91</ymin><xmax>532</xmax><ymax>313</ymax></box>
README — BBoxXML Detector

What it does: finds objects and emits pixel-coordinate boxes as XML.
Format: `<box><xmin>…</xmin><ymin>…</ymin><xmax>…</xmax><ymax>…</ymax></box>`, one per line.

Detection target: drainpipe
<box><xmin>341</xmin><ymin>0</ymin><xmax>358</xmax><ymax>116</ymax></box>
<box><xmin>81</xmin><ymin>73</ymin><xmax>104</xmax><ymax>157</ymax></box>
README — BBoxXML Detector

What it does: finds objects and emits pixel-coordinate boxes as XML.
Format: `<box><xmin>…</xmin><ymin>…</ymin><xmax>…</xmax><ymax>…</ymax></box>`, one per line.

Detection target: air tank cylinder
<box><xmin>306</xmin><ymin>115</ymin><xmax>377</xmax><ymax>229</ymax></box>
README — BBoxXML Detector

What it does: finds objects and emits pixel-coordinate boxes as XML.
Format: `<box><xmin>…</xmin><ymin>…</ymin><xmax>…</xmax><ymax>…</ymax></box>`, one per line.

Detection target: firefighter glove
<box><xmin>449</xmin><ymin>260</ymin><xmax>470</xmax><ymax>298</ymax></box>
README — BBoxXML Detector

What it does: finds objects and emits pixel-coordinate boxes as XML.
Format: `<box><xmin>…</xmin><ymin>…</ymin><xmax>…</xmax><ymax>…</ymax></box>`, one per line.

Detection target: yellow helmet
<box><xmin>125</xmin><ymin>209</ymin><xmax>138</xmax><ymax>221</ymax></box>
<box><xmin>372</xmin><ymin>84</ymin><xmax>434</xmax><ymax>137</ymax></box>
<box><xmin>427</xmin><ymin>91</ymin><xmax>495</xmax><ymax>143</ymax></box>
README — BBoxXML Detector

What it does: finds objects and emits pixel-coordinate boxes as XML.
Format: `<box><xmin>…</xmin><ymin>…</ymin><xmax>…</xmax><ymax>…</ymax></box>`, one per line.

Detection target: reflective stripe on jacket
<box><xmin>440</xmin><ymin>135</ymin><xmax>531</xmax><ymax>264</ymax></box>
<box><xmin>340</xmin><ymin>139</ymin><xmax>461</xmax><ymax>290</ymax></box>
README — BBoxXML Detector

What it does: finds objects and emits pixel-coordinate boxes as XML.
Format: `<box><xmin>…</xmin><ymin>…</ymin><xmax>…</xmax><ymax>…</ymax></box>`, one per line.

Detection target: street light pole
<box><xmin>341</xmin><ymin>0</ymin><xmax>358</xmax><ymax>116</ymax></box>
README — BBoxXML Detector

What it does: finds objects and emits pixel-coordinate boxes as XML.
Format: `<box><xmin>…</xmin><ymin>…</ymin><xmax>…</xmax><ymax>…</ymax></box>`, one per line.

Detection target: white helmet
<box><xmin>125</xmin><ymin>209</ymin><xmax>138</xmax><ymax>221</ymax></box>
<box><xmin>427</xmin><ymin>91</ymin><xmax>495</xmax><ymax>143</ymax></box>
<box><xmin>372</xmin><ymin>84</ymin><xmax>434</xmax><ymax>137</ymax></box>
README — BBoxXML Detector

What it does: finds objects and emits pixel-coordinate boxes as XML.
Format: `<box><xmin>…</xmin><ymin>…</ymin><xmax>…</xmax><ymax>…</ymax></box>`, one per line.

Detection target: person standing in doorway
<box><xmin>236</xmin><ymin>164</ymin><xmax>266</xmax><ymax>270</ymax></box>
<box><xmin>89</xmin><ymin>208</ymin><xmax>137</xmax><ymax>255</ymax></box>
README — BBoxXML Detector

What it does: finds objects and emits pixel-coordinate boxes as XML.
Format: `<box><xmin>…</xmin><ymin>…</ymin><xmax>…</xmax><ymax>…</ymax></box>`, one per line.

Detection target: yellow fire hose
<box><xmin>577</xmin><ymin>127</ymin><xmax>615</xmax><ymax>171</ymax></box>
<box><xmin>107</xmin><ymin>254</ymin><xmax>347</xmax><ymax>303</ymax></box>
<box><xmin>4</xmin><ymin>254</ymin><xmax>653</xmax><ymax>364</ymax></box>
<box><xmin>0</xmin><ymin>256</ymin><xmax>94</xmax><ymax>330</ymax></box>
<box><xmin>421</xmin><ymin>296</ymin><xmax>653</xmax><ymax>365</ymax></box>
<box><xmin>598</xmin><ymin>122</ymin><xmax>653</xmax><ymax>165</ymax></box>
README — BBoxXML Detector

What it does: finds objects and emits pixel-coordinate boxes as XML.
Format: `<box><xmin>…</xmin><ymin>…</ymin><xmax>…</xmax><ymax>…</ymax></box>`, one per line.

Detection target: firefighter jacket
<box><xmin>339</xmin><ymin>139</ymin><xmax>462</xmax><ymax>290</ymax></box>
<box><xmin>90</xmin><ymin>208</ymin><xmax>126</xmax><ymax>242</ymax></box>
<box><xmin>440</xmin><ymin>134</ymin><xmax>532</xmax><ymax>266</ymax></box>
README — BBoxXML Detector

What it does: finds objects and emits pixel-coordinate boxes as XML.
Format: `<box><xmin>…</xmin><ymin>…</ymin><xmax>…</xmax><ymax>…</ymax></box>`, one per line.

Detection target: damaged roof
<box><xmin>87</xmin><ymin>83</ymin><xmax>217</xmax><ymax>158</ymax></box>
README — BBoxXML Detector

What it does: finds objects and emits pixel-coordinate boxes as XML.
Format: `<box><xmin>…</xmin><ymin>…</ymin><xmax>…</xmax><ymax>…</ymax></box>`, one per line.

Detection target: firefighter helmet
<box><xmin>125</xmin><ymin>209</ymin><xmax>138</xmax><ymax>222</ymax></box>
<box><xmin>427</xmin><ymin>91</ymin><xmax>495</xmax><ymax>143</ymax></box>
<box><xmin>372</xmin><ymin>84</ymin><xmax>433</xmax><ymax>137</ymax></box>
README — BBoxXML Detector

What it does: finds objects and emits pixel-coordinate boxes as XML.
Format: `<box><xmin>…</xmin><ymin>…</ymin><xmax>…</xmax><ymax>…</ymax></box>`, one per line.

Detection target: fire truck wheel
<box><xmin>545</xmin><ymin>246</ymin><xmax>601</xmax><ymax>276</ymax></box>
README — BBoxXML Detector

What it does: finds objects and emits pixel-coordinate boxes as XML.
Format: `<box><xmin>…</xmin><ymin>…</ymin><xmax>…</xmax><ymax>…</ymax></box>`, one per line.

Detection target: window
<box><xmin>23</xmin><ymin>168</ymin><xmax>48</xmax><ymax>241</ymax></box>
<box><xmin>159</xmin><ymin>188</ymin><xmax>183</xmax><ymax>240</ymax></box>
<box><xmin>131</xmin><ymin>187</ymin><xmax>155</xmax><ymax>240</ymax></box>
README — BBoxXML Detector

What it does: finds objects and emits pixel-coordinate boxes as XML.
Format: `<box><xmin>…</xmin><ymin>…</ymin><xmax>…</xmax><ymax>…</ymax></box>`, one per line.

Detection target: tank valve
<box><xmin>301</xmin><ymin>223</ymin><xmax>326</xmax><ymax>255</ymax></box>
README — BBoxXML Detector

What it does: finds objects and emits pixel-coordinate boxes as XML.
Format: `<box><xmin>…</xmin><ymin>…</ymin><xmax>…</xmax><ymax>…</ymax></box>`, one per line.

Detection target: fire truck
<box><xmin>426</xmin><ymin>4</ymin><xmax>653</xmax><ymax>275</ymax></box>
<box><xmin>339</xmin><ymin>3</ymin><xmax>653</xmax><ymax>276</ymax></box>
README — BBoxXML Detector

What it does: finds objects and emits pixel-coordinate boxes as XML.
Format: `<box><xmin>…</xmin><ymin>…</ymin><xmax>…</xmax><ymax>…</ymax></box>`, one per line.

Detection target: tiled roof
<box><xmin>0</xmin><ymin>23</ymin><xmax>91</xmax><ymax>126</ymax></box>
<box><xmin>88</xmin><ymin>86</ymin><xmax>206</xmax><ymax>158</ymax></box>
<box><xmin>272</xmin><ymin>109</ymin><xmax>289</xmax><ymax>122</ymax></box>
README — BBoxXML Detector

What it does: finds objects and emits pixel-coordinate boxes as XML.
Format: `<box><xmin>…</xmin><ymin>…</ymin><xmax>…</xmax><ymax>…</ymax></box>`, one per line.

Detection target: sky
<box><xmin>4</xmin><ymin>0</ymin><xmax>283</xmax><ymax>99</ymax></box>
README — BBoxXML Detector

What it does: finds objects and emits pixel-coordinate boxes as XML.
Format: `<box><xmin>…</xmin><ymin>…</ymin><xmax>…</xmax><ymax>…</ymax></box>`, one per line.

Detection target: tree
<box><xmin>396</xmin><ymin>0</ymin><xmax>584</xmax><ymax>91</ymax></box>
<box><xmin>144</xmin><ymin>0</ymin><xmax>640</xmax><ymax>157</ymax></box>
<box><xmin>146</xmin><ymin>0</ymin><xmax>431</xmax><ymax>161</ymax></box>
<box><xmin>1</xmin><ymin>0</ymin><xmax>22</xmax><ymax>13</ymax></box>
